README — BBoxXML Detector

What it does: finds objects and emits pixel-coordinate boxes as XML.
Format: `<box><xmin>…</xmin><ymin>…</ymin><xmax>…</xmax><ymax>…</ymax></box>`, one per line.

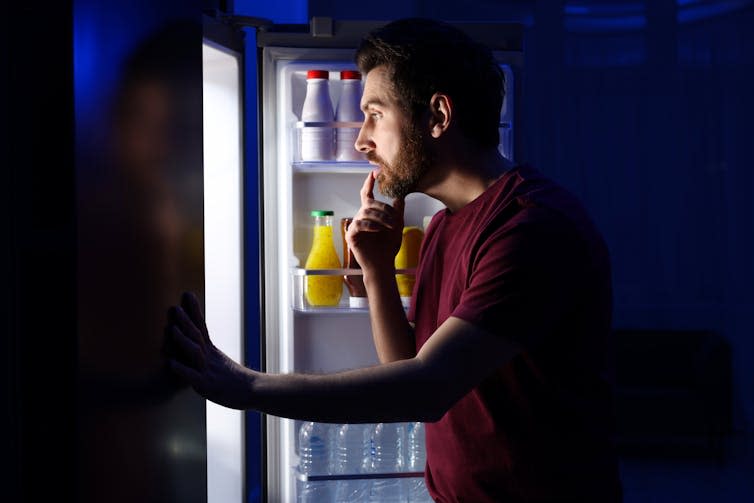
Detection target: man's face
<box><xmin>355</xmin><ymin>66</ymin><xmax>432</xmax><ymax>199</ymax></box>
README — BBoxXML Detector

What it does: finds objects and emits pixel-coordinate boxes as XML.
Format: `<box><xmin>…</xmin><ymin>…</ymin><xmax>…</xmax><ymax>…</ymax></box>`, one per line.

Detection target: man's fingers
<box><xmin>351</xmin><ymin>218</ymin><xmax>387</xmax><ymax>232</ymax></box>
<box><xmin>355</xmin><ymin>198</ymin><xmax>403</xmax><ymax>228</ymax></box>
<box><xmin>181</xmin><ymin>292</ymin><xmax>210</xmax><ymax>340</ymax></box>
<box><xmin>171</xmin><ymin>305</ymin><xmax>204</xmax><ymax>345</ymax></box>
<box><xmin>359</xmin><ymin>169</ymin><xmax>376</xmax><ymax>205</ymax></box>
<box><xmin>171</xmin><ymin>325</ymin><xmax>204</xmax><ymax>370</ymax></box>
<box><xmin>361</xmin><ymin>208</ymin><xmax>399</xmax><ymax>228</ymax></box>
<box><xmin>168</xmin><ymin>358</ymin><xmax>203</xmax><ymax>386</ymax></box>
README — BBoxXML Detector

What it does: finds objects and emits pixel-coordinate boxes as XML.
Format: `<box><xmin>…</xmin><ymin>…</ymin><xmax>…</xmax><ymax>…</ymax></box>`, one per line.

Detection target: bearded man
<box><xmin>168</xmin><ymin>18</ymin><xmax>623</xmax><ymax>502</ymax></box>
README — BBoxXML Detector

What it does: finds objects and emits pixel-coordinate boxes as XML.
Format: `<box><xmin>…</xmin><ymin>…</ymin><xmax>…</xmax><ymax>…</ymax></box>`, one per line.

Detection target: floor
<box><xmin>620</xmin><ymin>432</ymin><xmax>754</xmax><ymax>502</ymax></box>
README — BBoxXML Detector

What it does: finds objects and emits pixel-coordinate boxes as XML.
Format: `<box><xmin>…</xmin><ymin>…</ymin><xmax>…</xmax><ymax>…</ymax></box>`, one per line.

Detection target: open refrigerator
<box><xmin>252</xmin><ymin>20</ymin><xmax>523</xmax><ymax>502</ymax></box>
<box><xmin>166</xmin><ymin>17</ymin><xmax>527</xmax><ymax>502</ymax></box>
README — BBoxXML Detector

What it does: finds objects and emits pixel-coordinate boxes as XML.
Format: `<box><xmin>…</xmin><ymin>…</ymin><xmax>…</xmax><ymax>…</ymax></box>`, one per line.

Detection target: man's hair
<box><xmin>355</xmin><ymin>18</ymin><xmax>504</xmax><ymax>148</ymax></box>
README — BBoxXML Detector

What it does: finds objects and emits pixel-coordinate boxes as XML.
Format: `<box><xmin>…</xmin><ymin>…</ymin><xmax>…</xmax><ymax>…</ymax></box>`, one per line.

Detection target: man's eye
<box><xmin>370</xmin><ymin>112</ymin><xmax>382</xmax><ymax>119</ymax></box>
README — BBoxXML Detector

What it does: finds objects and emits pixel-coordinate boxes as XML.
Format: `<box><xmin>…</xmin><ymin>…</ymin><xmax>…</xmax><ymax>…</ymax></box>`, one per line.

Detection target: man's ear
<box><xmin>428</xmin><ymin>93</ymin><xmax>452</xmax><ymax>138</ymax></box>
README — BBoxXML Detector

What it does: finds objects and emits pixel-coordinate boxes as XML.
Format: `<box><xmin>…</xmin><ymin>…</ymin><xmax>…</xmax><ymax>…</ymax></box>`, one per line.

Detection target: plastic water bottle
<box><xmin>406</xmin><ymin>422</ymin><xmax>432</xmax><ymax>502</ymax></box>
<box><xmin>298</xmin><ymin>421</ymin><xmax>333</xmax><ymax>502</ymax></box>
<box><xmin>335</xmin><ymin>70</ymin><xmax>364</xmax><ymax>161</ymax></box>
<box><xmin>300</xmin><ymin>70</ymin><xmax>334</xmax><ymax>161</ymax></box>
<box><xmin>365</xmin><ymin>423</ymin><xmax>406</xmax><ymax>503</ymax></box>
<box><xmin>333</xmin><ymin>423</ymin><xmax>369</xmax><ymax>502</ymax></box>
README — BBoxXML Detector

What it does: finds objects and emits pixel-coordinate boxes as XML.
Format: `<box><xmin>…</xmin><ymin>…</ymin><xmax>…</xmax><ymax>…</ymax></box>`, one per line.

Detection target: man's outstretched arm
<box><xmin>167</xmin><ymin>292</ymin><xmax>521</xmax><ymax>423</ymax></box>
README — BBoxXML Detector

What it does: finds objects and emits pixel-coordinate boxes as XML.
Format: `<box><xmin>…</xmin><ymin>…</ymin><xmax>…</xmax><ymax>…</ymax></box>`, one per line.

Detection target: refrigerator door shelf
<box><xmin>295</xmin><ymin>121</ymin><xmax>363</xmax><ymax>128</ymax></box>
<box><xmin>292</xmin><ymin>161</ymin><xmax>372</xmax><ymax>174</ymax></box>
<box><xmin>291</xmin><ymin>268</ymin><xmax>417</xmax><ymax>276</ymax></box>
<box><xmin>295</xmin><ymin>471</ymin><xmax>425</xmax><ymax>482</ymax></box>
<box><xmin>291</xmin><ymin>267</ymin><xmax>415</xmax><ymax>313</ymax></box>
<box><xmin>291</xmin><ymin>121</ymin><xmax>367</xmax><ymax>164</ymax></box>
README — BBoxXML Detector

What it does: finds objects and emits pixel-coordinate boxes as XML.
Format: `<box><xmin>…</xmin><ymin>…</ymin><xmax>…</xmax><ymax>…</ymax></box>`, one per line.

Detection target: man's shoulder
<box><xmin>479</xmin><ymin>165</ymin><xmax>609</xmax><ymax>264</ymax></box>
<box><xmin>500</xmin><ymin>164</ymin><xmax>571</xmax><ymax>205</ymax></box>
<box><xmin>498</xmin><ymin>165</ymin><xmax>597</xmax><ymax>230</ymax></box>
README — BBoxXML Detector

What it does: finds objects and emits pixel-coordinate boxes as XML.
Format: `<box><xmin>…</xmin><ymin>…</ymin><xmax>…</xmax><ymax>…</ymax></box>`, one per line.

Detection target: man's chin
<box><xmin>377</xmin><ymin>179</ymin><xmax>410</xmax><ymax>199</ymax></box>
<box><xmin>375</xmin><ymin>176</ymin><xmax>395</xmax><ymax>198</ymax></box>
<box><xmin>375</xmin><ymin>179</ymin><xmax>389</xmax><ymax>197</ymax></box>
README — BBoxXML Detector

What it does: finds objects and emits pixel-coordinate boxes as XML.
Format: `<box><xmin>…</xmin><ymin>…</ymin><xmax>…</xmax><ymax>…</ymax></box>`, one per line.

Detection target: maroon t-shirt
<box><xmin>407</xmin><ymin>165</ymin><xmax>622</xmax><ymax>502</ymax></box>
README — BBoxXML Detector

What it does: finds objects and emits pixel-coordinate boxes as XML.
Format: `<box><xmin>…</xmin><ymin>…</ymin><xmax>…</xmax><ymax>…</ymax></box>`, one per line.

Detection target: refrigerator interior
<box><xmin>261</xmin><ymin>45</ymin><xmax>516</xmax><ymax>502</ymax></box>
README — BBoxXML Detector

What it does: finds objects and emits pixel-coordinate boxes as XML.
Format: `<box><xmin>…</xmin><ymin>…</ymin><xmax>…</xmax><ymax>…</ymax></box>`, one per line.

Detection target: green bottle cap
<box><xmin>310</xmin><ymin>210</ymin><xmax>334</xmax><ymax>216</ymax></box>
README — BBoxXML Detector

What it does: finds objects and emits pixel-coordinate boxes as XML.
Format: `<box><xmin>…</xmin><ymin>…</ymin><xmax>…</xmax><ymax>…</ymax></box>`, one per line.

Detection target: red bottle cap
<box><xmin>307</xmin><ymin>70</ymin><xmax>329</xmax><ymax>79</ymax></box>
<box><xmin>340</xmin><ymin>70</ymin><xmax>361</xmax><ymax>80</ymax></box>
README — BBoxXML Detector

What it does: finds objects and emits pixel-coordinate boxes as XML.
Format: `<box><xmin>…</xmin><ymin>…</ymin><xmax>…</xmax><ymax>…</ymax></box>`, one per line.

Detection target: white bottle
<box><xmin>335</xmin><ymin>70</ymin><xmax>364</xmax><ymax>161</ymax></box>
<box><xmin>365</xmin><ymin>423</ymin><xmax>406</xmax><ymax>503</ymax></box>
<box><xmin>298</xmin><ymin>421</ymin><xmax>334</xmax><ymax>502</ymax></box>
<box><xmin>333</xmin><ymin>423</ymin><xmax>369</xmax><ymax>503</ymax></box>
<box><xmin>406</xmin><ymin>422</ymin><xmax>432</xmax><ymax>502</ymax></box>
<box><xmin>300</xmin><ymin>69</ymin><xmax>334</xmax><ymax>161</ymax></box>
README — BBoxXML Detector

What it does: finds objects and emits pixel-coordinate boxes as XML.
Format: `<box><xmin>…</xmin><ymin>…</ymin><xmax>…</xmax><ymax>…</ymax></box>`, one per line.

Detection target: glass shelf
<box><xmin>294</xmin><ymin>121</ymin><xmax>362</xmax><ymax>129</ymax></box>
<box><xmin>292</xmin><ymin>161</ymin><xmax>372</xmax><ymax>174</ymax></box>
<box><xmin>294</xmin><ymin>469</ymin><xmax>425</xmax><ymax>482</ymax></box>
<box><xmin>291</xmin><ymin>267</ymin><xmax>415</xmax><ymax>313</ymax></box>
<box><xmin>290</xmin><ymin>120</ymin><xmax>368</xmax><ymax>167</ymax></box>
<box><xmin>291</xmin><ymin>267</ymin><xmax>416</xmax><ymax>277</ymax></box>
<box><xmin>293</xmin><ymin>304</ymin><xmax>369</xmax><ymax>315</ymax></box>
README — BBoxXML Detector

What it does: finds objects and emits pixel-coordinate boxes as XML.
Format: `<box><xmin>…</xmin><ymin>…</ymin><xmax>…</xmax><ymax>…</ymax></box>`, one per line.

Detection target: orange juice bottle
<box><xmin>395</xmin><ymin>226</ymin><xmax>424</xmax><ymax>307</ymax></box>
<box><xmin>305</xmin><ymin>210</ymin><xmax>343</xmax><ymax>306</ymax></box>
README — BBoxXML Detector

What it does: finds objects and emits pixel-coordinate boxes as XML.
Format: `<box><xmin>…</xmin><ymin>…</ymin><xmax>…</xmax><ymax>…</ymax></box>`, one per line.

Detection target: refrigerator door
<box><xmin>257</xmin><ymin>20</ymin><xmax>523</xmax><ymax>502</ymax></box>
<box><xmin>75</xmin><ymin>1</ymin><xmax>206</xmax><ymax>502</ymax></box>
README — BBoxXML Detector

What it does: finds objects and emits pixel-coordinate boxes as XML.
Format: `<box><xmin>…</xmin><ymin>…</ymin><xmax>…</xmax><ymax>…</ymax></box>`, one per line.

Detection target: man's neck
<box><xmin>420</xmin><ymin>147</ymin><xmax>513</xmax><ymax>213</ymax></box>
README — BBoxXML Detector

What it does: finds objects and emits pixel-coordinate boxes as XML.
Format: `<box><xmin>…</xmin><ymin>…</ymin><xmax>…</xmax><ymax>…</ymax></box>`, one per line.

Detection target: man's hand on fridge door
<box><xmin>166</xmin><ymin>292</ymin><xmax>253</xmax><ymax>410</ymax></box>
<box><xmin>346</xmin><ymin>169</ymin><xmax>405</xmax><ymax>275</ymax></box>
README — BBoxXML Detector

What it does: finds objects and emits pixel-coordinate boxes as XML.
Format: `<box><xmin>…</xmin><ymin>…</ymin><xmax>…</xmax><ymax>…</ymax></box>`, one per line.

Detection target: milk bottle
<box><xmin>335</xmin><ymin>70</ymin><xmax>364</xmax><ymax>161</ymax></box>
<box><xmin>301</xmin><ymin>70</ymin><xmax>334</xmax><ymax>161</ymax></box>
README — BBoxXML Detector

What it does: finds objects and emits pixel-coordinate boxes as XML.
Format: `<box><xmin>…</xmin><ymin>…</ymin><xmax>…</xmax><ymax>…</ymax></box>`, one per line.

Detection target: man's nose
<box><xmin>354</xmin><ymin>123</ymin><xmax>374</xmax><ymax>153</ymax></box>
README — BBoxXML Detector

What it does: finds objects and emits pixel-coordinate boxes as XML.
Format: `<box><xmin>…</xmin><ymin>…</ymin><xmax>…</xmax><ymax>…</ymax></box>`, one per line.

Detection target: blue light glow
<box><xmin>677</xmin><ymin>0</ymin><xmax>753</xmax><ymax>23</ymax></box>
<box><xmin>233</xmin><ymin>0</ymin><xmax>307</xmax><ymax>23</ymax></box>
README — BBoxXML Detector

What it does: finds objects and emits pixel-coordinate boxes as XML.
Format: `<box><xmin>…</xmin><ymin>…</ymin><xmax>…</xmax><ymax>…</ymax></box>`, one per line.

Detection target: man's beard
<box><xmin>366</xmin><ymin>122</ymin><xmax>432</xmax><ymax>200</ymax></box>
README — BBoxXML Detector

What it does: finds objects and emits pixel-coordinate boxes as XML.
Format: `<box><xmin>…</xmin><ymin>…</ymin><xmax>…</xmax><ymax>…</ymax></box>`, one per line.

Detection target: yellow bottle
<box><xmin>395</xmin><ymin>226</ymin><xmax>424</xmax><ymax>305</ymax></box>
<box><xmin>305</xmin><ymin>210</ymin><xmax>343</xmax><ymax>307</ymax></box>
